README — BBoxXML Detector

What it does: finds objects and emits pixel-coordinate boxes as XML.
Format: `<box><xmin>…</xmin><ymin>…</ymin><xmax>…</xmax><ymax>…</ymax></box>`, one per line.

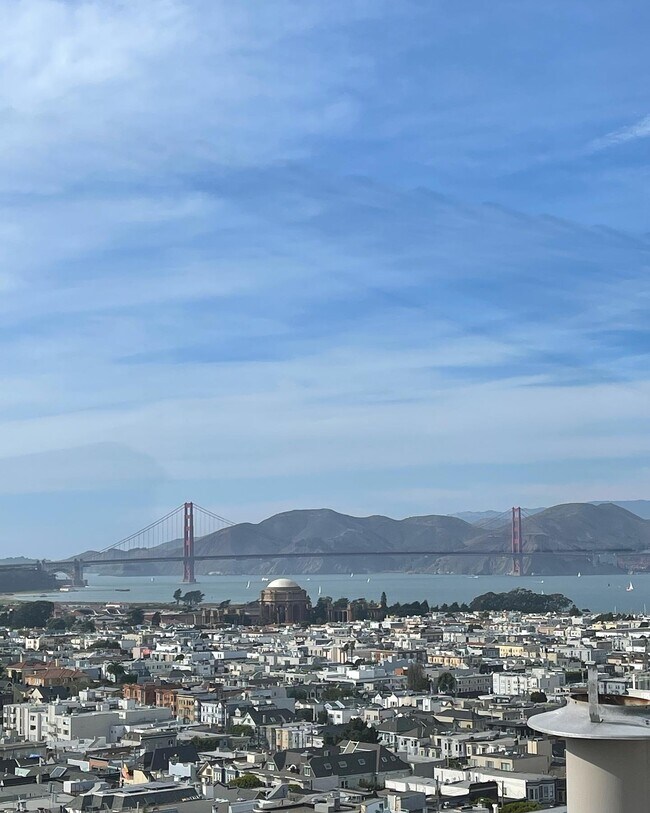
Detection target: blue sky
<box><xmin>1</xmin><ymin>0</ymin><xmax>650</xmax><ymax>555</ymax></box>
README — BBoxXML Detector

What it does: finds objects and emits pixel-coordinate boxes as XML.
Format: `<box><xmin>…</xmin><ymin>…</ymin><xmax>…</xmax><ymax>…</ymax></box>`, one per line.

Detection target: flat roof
<box><xmin>530</xmin><ymin>697</ymin><xmax>650</xmax><ymax>741</ymax></box>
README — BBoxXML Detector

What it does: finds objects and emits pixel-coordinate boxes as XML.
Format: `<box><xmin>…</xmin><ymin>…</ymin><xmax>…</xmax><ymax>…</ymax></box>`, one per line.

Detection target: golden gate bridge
<box><xmin>20</xmin><ymin>503</ymin><xmax>640</xmax><ymax>588</ymax></box>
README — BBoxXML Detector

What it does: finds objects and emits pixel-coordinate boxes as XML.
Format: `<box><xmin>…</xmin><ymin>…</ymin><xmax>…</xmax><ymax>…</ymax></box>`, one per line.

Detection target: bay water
<box><xmin>14</xmin><ymin>572</ymin><xmax>650</xmax><ymax>613</ymax></box>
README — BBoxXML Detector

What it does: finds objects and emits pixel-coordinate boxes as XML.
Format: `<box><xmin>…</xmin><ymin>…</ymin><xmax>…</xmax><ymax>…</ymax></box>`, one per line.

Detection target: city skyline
<box><xmin>1</xmin><ymin>1</ymin><xmax>650</xmax><ymax>553</ymax></box>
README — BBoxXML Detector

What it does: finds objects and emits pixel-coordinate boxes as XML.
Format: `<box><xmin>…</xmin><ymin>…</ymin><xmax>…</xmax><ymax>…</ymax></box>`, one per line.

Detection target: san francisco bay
<box><xmin>14</xmin><ymin>572</ymin><xmax>650</xmax><ymax>613</ymax></box>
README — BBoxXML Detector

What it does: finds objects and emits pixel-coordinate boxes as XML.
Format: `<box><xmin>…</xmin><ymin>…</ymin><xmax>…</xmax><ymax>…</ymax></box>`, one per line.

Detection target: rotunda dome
<box><xmin>266</xmin><ymin>578</ymin><xmax>300</xmax><ymax>589</ymax></box>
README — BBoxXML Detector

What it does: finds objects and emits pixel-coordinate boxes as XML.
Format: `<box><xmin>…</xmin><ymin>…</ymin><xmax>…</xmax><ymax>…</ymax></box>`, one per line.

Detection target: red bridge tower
<box><xmin>511</xmin><ymin>506</ymin><xmax>523</xmax><ymax>576</ymax></box>
<box><xmin>183</xmin><ymin>502</ymin><xmax>196</xmax><ymax>583</ymax></box>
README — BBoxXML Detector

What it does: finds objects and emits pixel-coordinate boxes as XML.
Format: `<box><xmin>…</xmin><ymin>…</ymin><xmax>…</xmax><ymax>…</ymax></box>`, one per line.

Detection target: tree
<box><xmin>317</xmin><ymin>709</ymin><xmax>329</xmax><ymax>724</ymax></box>
<box><xmin>11</xmin><ymin>601</ymin><xmax>55</xmax><ymax>629</ymax></box>
<box><xmin>501</xmin><ymin>802</ymin><xmax>541</xmax><ymax>813</ymax></box>
<box><xmin>406</xmin><ymin>662</ymin><xmax>430</xmax><ymax>692</ymax></box>
<box><xmin>191</xmin><ymin>735</ymin><xmax>223</xmax><ymax>751</ymax></box>
<box><xmin>46</xmin><ymin>616</ymin><xmax>74</xmax><ymax>631</ymax></box>
<box><xmin>469</xmin><ymin>588</ymin><xmax>574</xmax><ymax>614</ymax></box>
<box><xmin>181</xmin><ymin>590</ymin><xmax>205</xmax><ymax>608</ymax></box>
<box><xmin>173</xmin><ymin>588</ymin><xmax>183</xmax><ymax>605</ymax></box>
<box><xmin>228</xmin><ymin>724</ymin><xmax>255</xmax><ymax>737</ymax></box>
<box><xmin>530</xmin><ymin>691</ymin><xmax>547</xmax><ymax>703</ymax></box>
<box><xmin>337</xmin><ymin>717</ymin><xmax>378</xmax><ymax>744</ymax></box>
<box><xmin>437</xmin><ymin>672</ymin><xmax>457</xmax><ymax>695</ymax></box>
<box><xmin>151</xmin><ymin>611</ymin><xmax>162</xmax><ymax>626</ymax></box>
<box><xmin>322</xmin><ymin>684</ymin><xmax>353</xmax><ymax>701</ymax></box>
<box><xmin>127</xmin><ymin>607</ymin><xmax>145</xmax><ymax>625</ymax></box>
<box><xmin>90</xmin><ymin>638</ymin><xmax>121</xmax><ymax>650</ymax></box>
<box><xmin>380</xmin><ymin>591</ymin><xmax>387</xmax><ymax>610</ymax></box>
<box><xmin>230</xmin><ymin>774</ymin><xmax>263</xmax><ymax>789</ymax></box>
<box><xmin>106</xmin><ymin>662</ymin><xmax>126</xmax><ymax>682</ymax></box>
<box><xmin>77</xmin><ymin>619</ymin><xmax>96</xmax><ymax>633</ymax></box>
<box><xmin>311</xmin><ymin>597</ymin><xmax>331</xmax><ymax>623</ymax></box>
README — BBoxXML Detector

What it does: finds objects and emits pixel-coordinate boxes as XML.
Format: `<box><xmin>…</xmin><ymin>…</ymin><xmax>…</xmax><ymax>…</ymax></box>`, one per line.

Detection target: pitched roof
<box><xmin>138</xmin><ymin>744</ymin><xmax>200</xmax><ymax>772</ymax></box>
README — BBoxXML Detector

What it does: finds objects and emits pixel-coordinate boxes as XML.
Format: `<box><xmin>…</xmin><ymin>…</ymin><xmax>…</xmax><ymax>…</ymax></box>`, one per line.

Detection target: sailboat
<box><xmin>318</xmin><ymin>585</ymin><xmax>322</xmax><ymax>595</ymax></box>
<box><xmin>246</xmin><ymin>580</ymin><xmax>251</xmax><ymax>589</ymax></box>
<box><xmin>577</xmin><ymin>572</ymin><xmax>581</xmax><ymax>578</ymax></box>
<box><xmin>626</xmin><ymin>581</ymin><xmax>634</xmax><ymax>592</ymax></box>
<box><xmin>350</xmin><ymin>572</ymin><xmax>354</xmax><ymax>577</ymax></box>
<box><xmin>367</xmin><ymin>577</ymin><xmax>371</xmax><ymax>583</ymax></box>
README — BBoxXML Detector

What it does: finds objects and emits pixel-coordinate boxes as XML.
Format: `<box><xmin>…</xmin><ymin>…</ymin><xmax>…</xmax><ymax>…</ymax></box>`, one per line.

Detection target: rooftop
<box><xmin>530</xmin><ymin>695</ymin><xmax>650</xmax><ymax>741</ymax></box>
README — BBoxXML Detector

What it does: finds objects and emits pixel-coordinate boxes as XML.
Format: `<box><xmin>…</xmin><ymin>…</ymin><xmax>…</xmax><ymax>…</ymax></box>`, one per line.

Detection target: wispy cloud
<box><xmin>0</xmin><ymin>1</ymin><xmax>649</xmax><ymax>553</ymax></box>
<box><xmin>588</xmin><ymin>114</ymin><xmax>650</xmax><ymax>152</ymax></box>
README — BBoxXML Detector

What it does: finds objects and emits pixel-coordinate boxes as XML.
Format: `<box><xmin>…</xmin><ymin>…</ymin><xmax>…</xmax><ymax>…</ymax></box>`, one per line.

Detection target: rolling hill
<box><xmin>80</xmin><ymin>502</ymin><xmax>650</xmax><ymax>577</ymax></box>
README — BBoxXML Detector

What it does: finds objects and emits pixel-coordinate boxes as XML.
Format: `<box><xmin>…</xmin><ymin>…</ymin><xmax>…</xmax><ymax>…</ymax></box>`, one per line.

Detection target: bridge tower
<box><xmin>511</xmin><ymin>506</ymin><xmax>523</xmax><ymax>576</ymax></box>
<box><xmin>183</xmin><ymin>502</ymin><xmax>196</xmax><ymax>583</ymax></box>
<box><xmin>72</xmin><ymin>558</ymin><xmax>86</xmax><ymax>588</ymax></box>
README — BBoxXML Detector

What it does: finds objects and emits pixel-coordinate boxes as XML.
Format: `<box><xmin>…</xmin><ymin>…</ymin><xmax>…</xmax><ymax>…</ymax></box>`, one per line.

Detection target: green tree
<box><xmin>173</xmin><ymin>588</ymin><xmax>183</xmax><ymax>605</ymax></box>
<box><xmin>501</xmin><ymin>802</ymin><xmax>541</xmax><ymax>813</ymax></box>
<box><xmin>77</xmin><ymin>619</ymin><xmax>96</xmax><ymax>633</ymax></box>
<box><xmin>151</xmin><ymin>611</ymin><xmax>162</xmax><ymax>626</ymax></box>
<box><xmin>530</xmin><ymin>690</ymin><xmax>548</xmax><ymax>703</ymax></box>
<box><xmin>317</xmin><ymin>709</ymin><xmax>329</xmax><ymax>724</ymax></box>
<box><xmin>437</xmin><ymin>672</ymin><xmax>457</xmax><ymax>695</ymax></box>
<box><xmin>469</xmin><ymin>588</ymin><xmax>573</xmax><ymax>614</ymax></box>
<box><xmin>90</xmin><ymin>638</ymin><xmax>121</xmax><ymax>650</ymax></box>
<box><xmin>311</xmin><ymin>597</ymin><xmax>331</xmax><ymax>623</ymax></box>
<box><xmin>406</xmin><ymin>662</ymin><xmax>430</xmax><ymax>692</ymax></box>
<box><xmin>182</xmin><ymin>590</ymin><xmax>205</xmax><ymax>608</ymax></box>
<box><xmin>11</xmin><ymin>601</ymin><xmax>55</xmax><ymax>628</ymax></box>
<box><xmin>46</xmin><ymin>616</ymin><xmax>74</xmax><ymax>631</ymax></box>
<box><xmin>228</xmin><ymin>724</ymin><xmax>255</xmax><ymax>737</ymax></box>
<box><xmin>338</xmin><ymin>717</ymin><xmax>378</xmax><ymax>744</ymax></box>
<box><xmin>127</xmin><ymin>607</ymin><xmax>145</xmax><ymax>625</ymax></box>
<box><xmin>190</xmin><ymin>735</ymin><xmax>223</xmax><ymax>751</ymax></box>
<box><xmin>106</xmin><ymin>662</ymin><xmax>126</xmax><ymax>682</ymax></box>
<box><xmin>230</xmin><ymin>774</ymin><xmax>263</xmax><ymax>789</ymax></box>
<box><xmin>322</xmin><ymin>684</ymin><xmax>353</xmax><ymax>701</ymax></box>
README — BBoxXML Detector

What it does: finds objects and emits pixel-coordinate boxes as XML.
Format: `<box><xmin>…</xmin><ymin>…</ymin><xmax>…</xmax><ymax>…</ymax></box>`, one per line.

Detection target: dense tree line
<box><xmin>467</xmin><ymin>588</ymin><xmax>577</xmax><ymax>614</ymax></box>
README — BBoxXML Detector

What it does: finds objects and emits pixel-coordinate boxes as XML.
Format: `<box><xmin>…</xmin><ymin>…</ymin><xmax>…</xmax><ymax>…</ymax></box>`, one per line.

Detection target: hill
<box><xmin>452</xmin><ymin>501</ymin><xmax>650</xmax><ymax>523</ymax></box>
<box><xmin>81</xmin><ymin>502</ymin><xmax>650</xmax><ymax>577</ymax></box>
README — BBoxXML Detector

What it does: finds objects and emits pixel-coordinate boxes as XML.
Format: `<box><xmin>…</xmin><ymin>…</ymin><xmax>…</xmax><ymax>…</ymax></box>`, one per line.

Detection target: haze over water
<box><xmin>16</xmin><ymin>572</ymin><xmax>650</xmax><ymax>614</ymax></box>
